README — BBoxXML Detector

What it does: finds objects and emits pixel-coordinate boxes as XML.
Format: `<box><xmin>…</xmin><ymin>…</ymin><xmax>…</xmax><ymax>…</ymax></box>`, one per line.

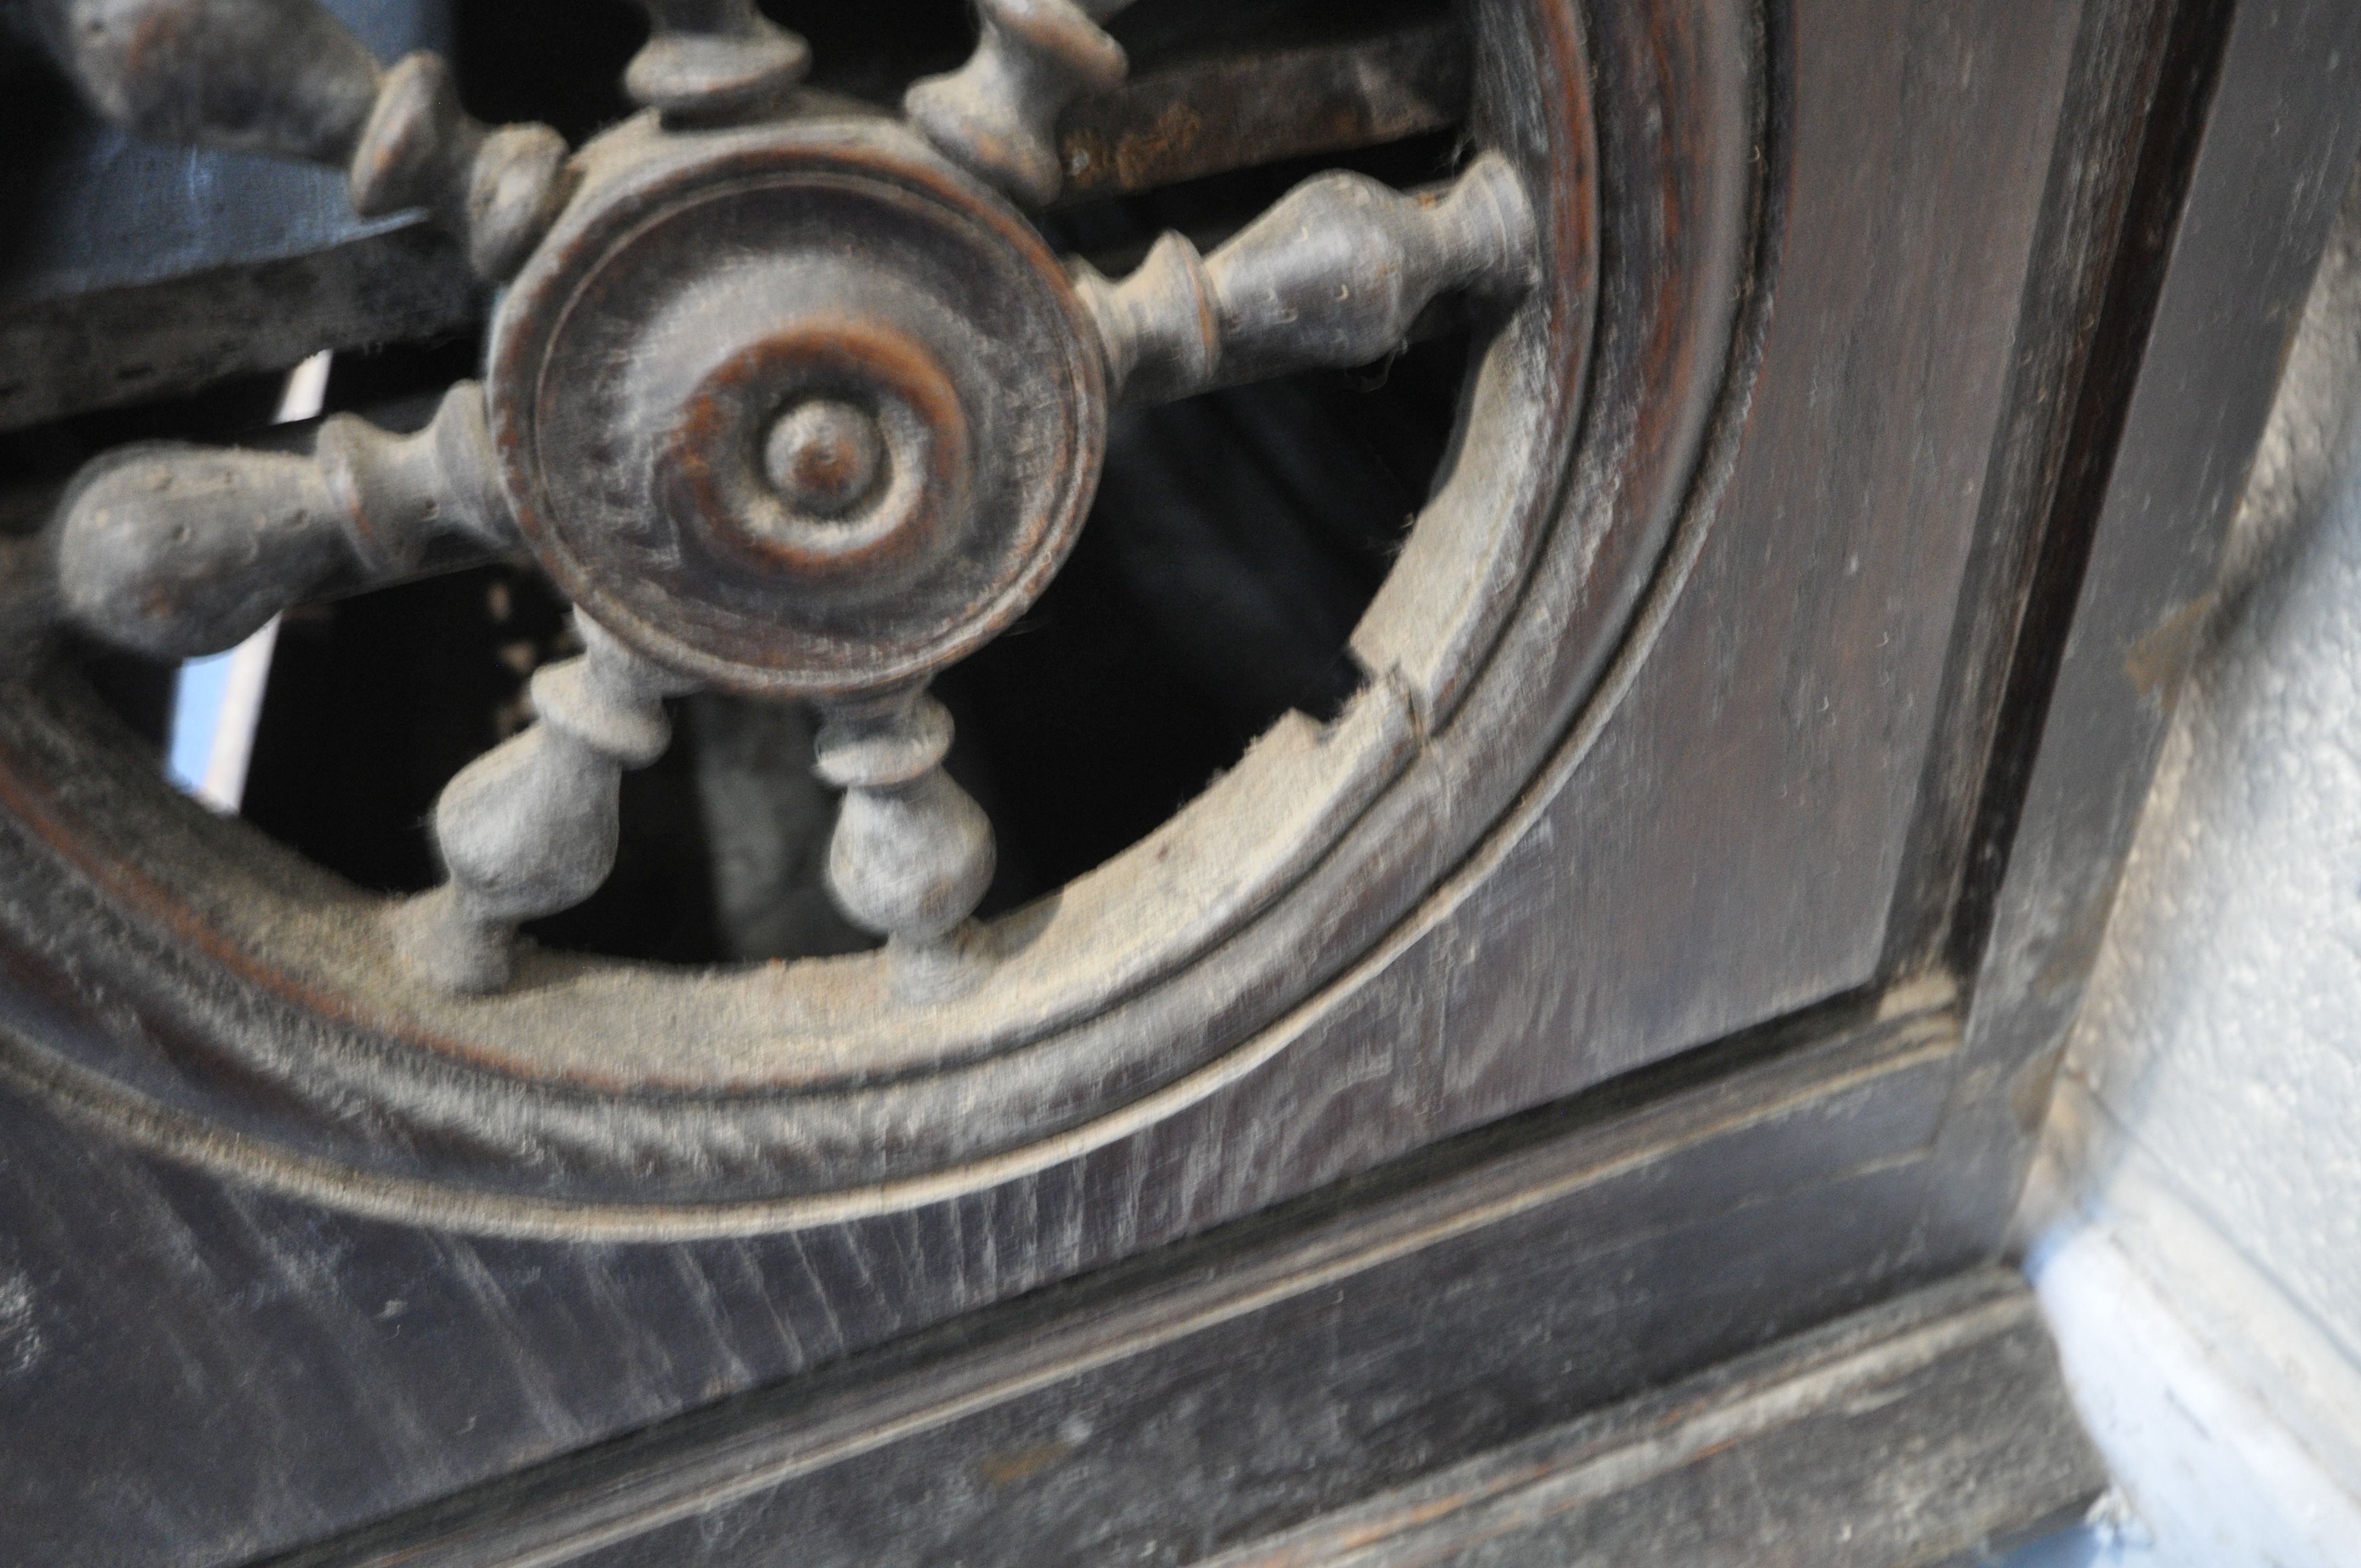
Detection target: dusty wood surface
<box><xmin>7</xmin><ymin>0</ymin><xmax>2347</xmax><ymax>1560</ymax></box>
<box><xmin>1194</xmin><ymin>1269</ymin><xmax>2102</xmax><ymax>1568</ymax></box>
<box><xmin>1338</xmin><ymin>0</ymin><xmax>2091</xmax><ymax>1136</ymax></box>
<box><xmin>0</xmin><ymin>220</ymin><xmax>476</xmax><ymax>432</ymax></box>
<box><xmin>0</xmin><ymin>2</ymin><xmax>479</xmax><ymax>429</ymax></box>
<box><xmin>0</xmin><ymin>0</ymin><xmax>2178</xmax><ymax>1559</ymax></box>
<box><xmin>1876</xmin><ymin>0</ymin><xmax>2179</xmax><ymax>980</ymax></box>
<box><xmin>0</xmin><ymin>0</ymin><xmax>1604</xmax><ymax>1210</ymax></box>
<box><xmin>1924</xmin><ymin>0</ymin><xmax>2361</xmax><ymax>1266</ymax></box>
<box><xmin>253</xmin><ymin>1003</ymin><xmax>1961</xmax><ymax>1568</ymax></box>
<box><xmin>1054</xmin><ymin>17</ymin><xmax>1468</xmax><ymax>205</ymax></box>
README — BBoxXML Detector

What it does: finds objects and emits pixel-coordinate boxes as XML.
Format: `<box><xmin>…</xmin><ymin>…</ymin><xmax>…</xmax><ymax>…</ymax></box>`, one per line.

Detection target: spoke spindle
<box><xmin>905</xmin><ymin>0</ymin><xmax>1130</xmax><ymax>206</ymax></box>
<box><xmin>48</xmin><ymin>382</ymin><xmax>509</xmax><ymax>660</ymax></box>
<box><xmin>814</xmin><ymin>688</ymin><xmax>995</xmax><ymax>966</ymax></box>
<box><xmin>395</xmin><ymin>619</ymin><xmax>700</xmax><ymax>994</ymax></box>
<box><xmin>623</xmin><ymin>0</ymin><xmax>810</xmax><ymax>123</ymax></box>
<box><xmin>1074</xmin><ymin>150</ymin><xmax>1538</xmax><ymax>405</ymax></box>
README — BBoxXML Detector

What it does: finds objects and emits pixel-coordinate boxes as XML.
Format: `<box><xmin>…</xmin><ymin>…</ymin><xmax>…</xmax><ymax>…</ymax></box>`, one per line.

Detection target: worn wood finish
<box><xmin>1363</xmin><ymin>0</ymin><xmax>2091</xmax><ymax>1134</ymax></box>
<box><xmin>0</xmin><ymin>0</ymin><xmax>2146</xmax><ymax>1554</ymax></box>
<box><xmin>0</xmin><ymin>11</ymin><xmax>1471</xmax><ymax>433</ymax></box>
<box><xmin>1195</xmin><ymin>1269</ymin><xmax>2101</xmax><ymax>1568</ymax></box>
<box><xmin>904</xmin><ymin>0</ymin><xmax>1131</xmax><ymax>206</ymax></box>
<box><xmin>13</xmin><ymin>0</ymin><xmax>568</xmax><ymax>280</ymax></box>
<box><xmin>1922</xmin><ymin>0</ymin><xmax>2361</xmax><ymax>1265</ymax></box>
<box><xmin>1078</xmin><ymin>151</ymin><xmax>1535</xmax><ymax>405</ymax></box>
<box><xmin>9</xmin><ymin>0</ymin><xmax>2348</xmax><ymax>1559</ymax></box>
<box><xmin>620</xmin><ymin>0</ymin><xmax>808</xmax><ymax>122</ymax></box>
<box><xmin>0</xmin><ymin>219</ymin><xmax>475</xmax><ymax>433</ymax></box>
<box><xmin>45</xmin><ymin>380</ymin><xmax>508</xmax><ymax>660</ymax></box>
<box><xmin>0</xmin><ymin>989</ymin><xmax>1957</xmax><ymax>1567</ymax></box>
<box><xmin>237</xmin><ymin>1001</ymin><xmax>1958</xmax><ymax>1568</ymax></box>
<box><xmin>1876</xmin><ymin>0</ymin><xmax>2182</xmax><ymax>980</ymax></box>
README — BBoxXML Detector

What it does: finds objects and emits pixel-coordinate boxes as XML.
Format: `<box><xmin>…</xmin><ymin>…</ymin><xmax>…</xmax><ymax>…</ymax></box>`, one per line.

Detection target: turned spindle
<box><xmin>395</xmin><ymin>619</ymin><xmax>700</xmax><ymax>994</ymax></box>
<box><xmin>813</xmin><ymin>690</ymin><xmax>994</xmax><ymax>962</ymax></box>
<box><xmin>50</xmin><ymin>382</ymin><xmax>508</xmax><ymax>661</ymax></box>
<box><xmin>623</xmin><ymin>0</ymin><xmax>810</xmax><ymax>123</ymax></box>
<box><xmin>904</xmin><ymin>0</ymin><xmax>1129</xmax><ymax>206</ymax></box>
<box><xmin>1074</xmin><ymin>151</ymin><xmax>1538</xmax><ymax>405</ymax></box>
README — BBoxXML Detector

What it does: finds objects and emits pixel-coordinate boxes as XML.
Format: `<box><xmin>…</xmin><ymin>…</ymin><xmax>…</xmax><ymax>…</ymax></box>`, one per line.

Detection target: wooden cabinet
<box><xmin>0</xmin><ymin>0</ymin><xmax>2352</xmax><ymax>1561</ymax></box>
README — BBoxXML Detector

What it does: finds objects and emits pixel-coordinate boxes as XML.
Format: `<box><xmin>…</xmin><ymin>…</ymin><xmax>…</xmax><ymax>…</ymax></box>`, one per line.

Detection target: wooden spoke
<box><xmin>813</xmin><ymin>688</ymin><xmax>995</xmax><ymax>969</ymax></box>
<box><xmin>19</xmin><ymin>0</ymin><xmax>1506</xmax><ymax>1005</ymax></box>
<box><xmin>1071</xmin><ymin>151</ymin><xmax>1538</xmax><ymax>407</ymax></box>
<box><xmin>622</xmin><ymin>0</ymin><xmax>810</xmax><ymax>123</ymax></box>
<box><xmin>394</xmin><ymin>618</ymin><xmax>702</xmax><ymax>994</ymax></box>
<box><xmin>34</xmin><ymin>383</ymin><xmax>509</xmax><ymax>661</ymax></box>
<box><xmin>20</xmin><ymin>0</ymin><xmax>568</xmax><ymax>279</ymax></box>
<box><xmin>905</xmin><ymin>0</ymin><xmax>1138</xmax><ymax>206</ymax></box>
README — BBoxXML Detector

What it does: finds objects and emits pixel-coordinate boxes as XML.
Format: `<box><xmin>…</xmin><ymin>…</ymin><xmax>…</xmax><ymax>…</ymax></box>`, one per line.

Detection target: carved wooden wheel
<box><xmin>0</xmin><ymin>0</ymin><xmax>1757</xmax><ymax>1232</ymax></box>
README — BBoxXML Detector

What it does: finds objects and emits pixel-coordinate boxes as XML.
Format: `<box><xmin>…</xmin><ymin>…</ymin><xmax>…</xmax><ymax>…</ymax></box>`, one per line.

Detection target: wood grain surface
<box><xmin>252</xmin><ymin>1003</ymin><xmax>1960</xmax><ymax>1567</ymax></box>
<box><xmin>1925</xmin><ymin>0</ymin><xmax>2361</xmax><ymax>1266</ymax></box>
<box><xmin>1193</xmin><ymin>1269</ymin><xmax>2102</xmax><ymax>1568</ymax></box>
<box><xmin>3</xmin><ymin>0</ymin><xmax>2341</xmax><ymax>1560</ymax></box>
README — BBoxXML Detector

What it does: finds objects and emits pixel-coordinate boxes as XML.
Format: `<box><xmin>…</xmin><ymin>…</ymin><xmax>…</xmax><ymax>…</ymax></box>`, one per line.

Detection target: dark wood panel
<box><xmin>1053</xmin><ymin>17</ymin><xmax>1469</xmax><ymax>204</ymax></box>
<box><xmin>0</xmin><ymin>1001</ymin><xmax>1953</xmax><ymax>1568</ymax></box>
<box><xmin>0</xmin><ymin>2</ymin><xmax>2181</xmax><ymax>1558</ymax></box>
<box><xmin>1196</xmin><ymin>1269</ymin><xmax>2102</xmax><ymax>1568</ymax></box>
<box><xmin>1924</xmin><ymin>0</ymin><xmax>2361</xmax><ymax>1264</ymax></box>
<box><xmin>1404</xmin><ymin>0</ymin><xmax>2090</xmax><ymax>1128</ymax></box>
<box><xmin>1876</xmin><ymin>0</ymin><xmax>2179</xmax><ymax>978</ymax></box>
<box><xmin>0</xmin><ymin>0</ymin><xmax>2330</xmax><ymax>1556</ymax></box>
<box><xmin>0</xmin><ymin>222</ymin><xmax>477</xmax><ymax>433</ymax></box>
<box><xmin>253</xmin><ymin>1006</ymin><xmax>1956</xmax><ymax>1568</ymax></box>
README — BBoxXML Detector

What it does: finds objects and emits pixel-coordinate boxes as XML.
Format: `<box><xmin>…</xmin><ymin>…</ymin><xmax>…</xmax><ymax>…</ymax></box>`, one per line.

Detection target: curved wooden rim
<box><xmin>0</xmin><ymin>0</ymin><xmax>1774</xmax><ymax>1226</ymax></box>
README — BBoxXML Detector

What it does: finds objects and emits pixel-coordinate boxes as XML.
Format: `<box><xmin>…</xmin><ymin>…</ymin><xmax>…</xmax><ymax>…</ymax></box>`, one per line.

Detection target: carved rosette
<box><xmin>486</xmin><ymin>112</ymin><xmax>1108</xmax><ymax>701</ymax></box>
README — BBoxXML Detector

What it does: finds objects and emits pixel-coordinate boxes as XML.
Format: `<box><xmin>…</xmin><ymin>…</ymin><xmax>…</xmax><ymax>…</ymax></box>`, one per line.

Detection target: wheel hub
<box><xmin>763</xmin><ymin>395</ymin><xmax>885</xmax><ymax>517</ymax></box>
<box><xmin>486</xmin><ymin>112</ymin><xmax>1107</xmax><ymax>699</ymax></box>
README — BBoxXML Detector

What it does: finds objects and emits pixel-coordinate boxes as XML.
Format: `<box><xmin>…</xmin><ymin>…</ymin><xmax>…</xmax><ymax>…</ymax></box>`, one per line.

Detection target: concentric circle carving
<box><xmin>488</xmin><ymin>113</ymin><xmax>1105</xmax><ymax>699</ymax></box>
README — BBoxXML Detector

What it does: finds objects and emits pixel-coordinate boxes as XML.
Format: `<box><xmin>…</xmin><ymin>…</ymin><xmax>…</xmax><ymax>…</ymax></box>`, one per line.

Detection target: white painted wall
<box><xmin>2012</xmin><ymin>164</ymin><xmax>2361</xmax><ymax>1568</ymax></box>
